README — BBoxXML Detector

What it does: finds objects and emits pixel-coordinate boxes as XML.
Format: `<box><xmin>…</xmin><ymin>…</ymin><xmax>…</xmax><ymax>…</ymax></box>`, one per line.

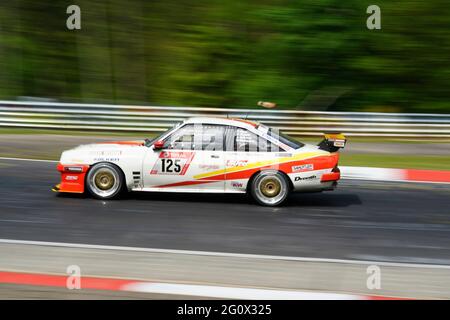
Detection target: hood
<box><xmin>91</xmin><ymin>140</ymin><xmax>145</xmax><ymax>147</ymax></box>
<box><xmin>71</xmin><ymin>140</ymin><xmax>145</xmax><ymax>151</ymax></box>
<box><xmin>60</xmin><ymin>140</ymin><xmax>146</xmax><ymax>164</ymax></box>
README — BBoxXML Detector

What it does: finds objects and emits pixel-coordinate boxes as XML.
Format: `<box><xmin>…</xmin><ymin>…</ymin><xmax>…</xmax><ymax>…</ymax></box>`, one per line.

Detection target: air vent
<box><xmin>132</xmin><ymin>171</ymin><xmax>141</xmax><ymax>187</ymax></box>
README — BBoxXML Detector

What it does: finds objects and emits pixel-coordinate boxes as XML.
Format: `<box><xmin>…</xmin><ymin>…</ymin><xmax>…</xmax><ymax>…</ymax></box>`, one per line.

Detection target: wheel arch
<box><xmin>84</xmin><ymin>161</ymin><xmax>128</xmax><ymax>194</ymax></box>
<box><xmin>246</xmin><ymin>168</ymin><xmax>293</xmax><ymax>194</ymax></box>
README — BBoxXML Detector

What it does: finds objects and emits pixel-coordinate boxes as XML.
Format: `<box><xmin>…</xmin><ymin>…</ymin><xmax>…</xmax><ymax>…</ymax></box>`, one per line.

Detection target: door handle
<box><xmin>211</xmin><ymin>155</ymin><xmax>220</xmax><ymax>158</ymax></box>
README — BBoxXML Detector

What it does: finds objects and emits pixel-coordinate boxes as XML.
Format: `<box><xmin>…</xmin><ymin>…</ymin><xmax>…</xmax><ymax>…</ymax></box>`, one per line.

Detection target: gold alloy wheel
<box><xmin>259</xmin><ymin>177</ymin><xmax>281</xmax><ymax>198</ymax></box>
<box><xmin>94</xmin><ymin>170</ymin><xmax>115</xmax><ymax>190</ymax></box>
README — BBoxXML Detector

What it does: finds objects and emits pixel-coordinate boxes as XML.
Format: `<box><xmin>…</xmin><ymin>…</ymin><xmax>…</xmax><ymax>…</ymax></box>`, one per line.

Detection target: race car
<box><xmin>53</xmin><ymin>117</ymin><xmax>346</xmax><ymax>206</ymax></box>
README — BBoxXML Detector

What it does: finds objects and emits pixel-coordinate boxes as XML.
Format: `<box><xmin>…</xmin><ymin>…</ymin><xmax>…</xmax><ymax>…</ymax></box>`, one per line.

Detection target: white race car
<box><xmin>53</xmin><ymin>117</ymin><xmax>346</xmax><ymax>206</ymax></box>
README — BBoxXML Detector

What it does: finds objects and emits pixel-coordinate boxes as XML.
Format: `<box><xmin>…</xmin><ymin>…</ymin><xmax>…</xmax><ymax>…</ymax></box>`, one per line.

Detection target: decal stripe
<box><xmin>198</xmin><ymin>155</ymin><xmax>337</xmax><ymax>182</ymax></box>
<box><xmin>155</xmin><ymin>154</ymin><xmax>339</xmax><ymax>188</ymax></box>
<box><xmin>154</xmin><ymin>180</ymin><xmax>215</xmax><ymax>188</ymax></box>
<box><xmin>180</xmin><ymin>152</ymin><xmax>195</xmax><ymax>175</ymax></box>
<box><xmin>99</xmin><ymin>141</ymin><xmax>144</xmax><ymax>146</ymax></box>
<box><xmin>193</xmin><ymin>151</ymin><xmax>327</xmax><ymax>180</ymax></box>
<box><xmin>230</xmin><ymin>118</ymin><xmax>258</xmax><ymax>127</ymax></box>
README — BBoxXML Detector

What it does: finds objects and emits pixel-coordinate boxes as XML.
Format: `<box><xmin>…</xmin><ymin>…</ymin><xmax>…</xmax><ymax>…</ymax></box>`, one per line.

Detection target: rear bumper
<box><xmin>320</xmin><ymin>167</ymin><xmax>340</xmax><ymax>191</ymax></box>
<box><xmin>321</xmin><ymin>171</ymin><xmax>340</xmax><ymax>182</ymax></box>
<box><xmin>53</xmin><ymin>163</ymin><xmax>90</xmax><ymax>193</ymax></box>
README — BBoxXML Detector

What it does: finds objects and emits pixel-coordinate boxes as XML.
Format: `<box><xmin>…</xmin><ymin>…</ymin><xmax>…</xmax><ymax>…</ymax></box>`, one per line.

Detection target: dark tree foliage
<box><xmin>0</xmin><ymin>0</ymin><xmax>448</xmax><ymax>112</ymax></box>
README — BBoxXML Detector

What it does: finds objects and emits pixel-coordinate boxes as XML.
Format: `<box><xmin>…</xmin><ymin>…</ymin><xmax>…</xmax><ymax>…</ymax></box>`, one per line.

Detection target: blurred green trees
<box><xmin>0</xmin><ymin>0</ymin><xmax>448</xmax><ymax>112</ymax></box>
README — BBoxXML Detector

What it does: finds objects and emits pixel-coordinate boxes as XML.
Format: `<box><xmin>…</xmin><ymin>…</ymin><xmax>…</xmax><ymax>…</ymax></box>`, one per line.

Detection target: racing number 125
<box><xmin>161</xmin><ymin>158</ymin><xmax>181</xmax><ymax>173</ymax></box>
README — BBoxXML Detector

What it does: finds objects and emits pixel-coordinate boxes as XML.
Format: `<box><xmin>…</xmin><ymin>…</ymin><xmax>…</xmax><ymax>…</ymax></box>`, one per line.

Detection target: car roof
<box><xmin>183</xmin><ymin>117</ymin><xmax>259</xmax><ymax>130</ymax></box>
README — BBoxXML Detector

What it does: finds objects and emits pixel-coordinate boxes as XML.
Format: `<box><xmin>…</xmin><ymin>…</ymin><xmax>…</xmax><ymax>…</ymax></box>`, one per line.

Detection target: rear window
<box><xmin>261</xmin><ymin>125</ymin><xmax>304</xmax><ymax>149</ymax></box>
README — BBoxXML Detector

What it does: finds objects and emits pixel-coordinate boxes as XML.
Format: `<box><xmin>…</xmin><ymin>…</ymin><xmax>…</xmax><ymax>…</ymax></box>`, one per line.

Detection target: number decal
<box><xmin>160</xmin><ymin>159</ymin><xmax>182</xmax><ymax>173</ymax></box>
<box><xmin>174</xmin><ymin>159</ymin><xmax>181</xmax><ymax>173</ymax></box>
<box><xmin>151</xmin><ymin>152</ymin><xmax>194</xmax><ymax>175</ymax></box>
<box><xmin>165</xmin><ymin>159</ymin><xmax>173</xmax><ymax>172</ymax></box>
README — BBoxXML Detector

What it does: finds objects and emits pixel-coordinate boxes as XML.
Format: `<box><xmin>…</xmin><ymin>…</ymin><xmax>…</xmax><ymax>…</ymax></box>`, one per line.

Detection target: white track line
<box><xmin>123</xmin><ymin>282</ymin><xmax>360</xmax><ymax>300</ymax></box>
<box><xmin>1</xmin><ymin>238</ymin><xmax>450</xmax><ymax>270</ymax></box>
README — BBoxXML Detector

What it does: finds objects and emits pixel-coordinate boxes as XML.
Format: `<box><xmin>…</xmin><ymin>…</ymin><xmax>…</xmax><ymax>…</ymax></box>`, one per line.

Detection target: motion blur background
<box><xmin>0</xmin><ymin>0</ymin><xmax>448</xmax><ymax>112</ymax></box>
<box><xmin>1</xmin><ymin>1</ymin><xmax>450</xmax><ymax>300</ymax></box>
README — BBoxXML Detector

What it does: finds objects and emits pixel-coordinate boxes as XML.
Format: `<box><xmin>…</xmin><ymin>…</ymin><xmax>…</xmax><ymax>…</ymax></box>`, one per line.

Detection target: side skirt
<box><xmin>131</xmin><ymin>187</ymin><xmax>246</xmax><ymax>194</ymax></box>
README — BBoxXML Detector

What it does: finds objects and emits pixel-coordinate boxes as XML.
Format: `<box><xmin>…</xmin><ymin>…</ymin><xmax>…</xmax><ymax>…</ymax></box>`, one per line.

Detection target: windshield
<box><xmin>264</xmin><ymin>126</ymin><xmax>304</xmax><ymax>150</ymax></box>
<box><xmin>144</xmin><ymin>121</ymin><xmax>182</xmax><ymax>147</ymax></box>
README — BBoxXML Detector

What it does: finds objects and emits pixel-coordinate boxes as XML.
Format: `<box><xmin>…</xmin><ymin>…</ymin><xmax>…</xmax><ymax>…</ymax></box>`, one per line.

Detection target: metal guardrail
<box><xmin>0</xmin><ymin>100</ymin><xmax>449</xmax><ymax>138</ymax></box>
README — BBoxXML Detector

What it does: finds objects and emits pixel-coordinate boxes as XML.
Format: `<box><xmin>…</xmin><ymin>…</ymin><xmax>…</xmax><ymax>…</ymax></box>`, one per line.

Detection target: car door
<box><xmin>142</xmin><ymin>123</ymin><xmax>226</xmax><ymax>192</ymax></box>
<box><xmin>194</xmin><ymin>124</ymin><xmax>227</xmax><ymax>192</ymax></box>
<box><xmin>224</xmin><ymin>126</ymin><xmax>281</xmax><ymax>193</ymax></box>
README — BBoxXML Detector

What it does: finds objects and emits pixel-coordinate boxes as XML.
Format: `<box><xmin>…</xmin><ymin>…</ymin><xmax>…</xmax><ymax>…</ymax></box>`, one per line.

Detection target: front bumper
<box><xmin>53</xmin><ymin>163</ymin><xmax>90</xmax><ymax>193</ymax></box>
<box><xmin>51</xmin><ymin>184</ymin><xmax>61</xmax><ymax>192</ymax></box>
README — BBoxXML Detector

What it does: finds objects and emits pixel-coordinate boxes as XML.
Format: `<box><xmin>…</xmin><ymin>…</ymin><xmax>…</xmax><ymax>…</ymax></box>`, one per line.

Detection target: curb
<box><xmin>341</xmin><ymin>166</ymin><xmax>450</xmax><ymax>184</ymax></box>
<box><xmin>0</xmin><ymin>271</ymin><xmax>406</xmax><ymax>300</ymax></box>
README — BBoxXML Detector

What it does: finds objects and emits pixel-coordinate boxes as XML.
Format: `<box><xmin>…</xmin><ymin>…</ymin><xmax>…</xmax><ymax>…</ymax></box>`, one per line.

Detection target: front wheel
<box><xmin>86</xmin><ymin>162</ymin><xmax>124</xmax><ymax>199</ymax></box>
<box><xmin>250</xmin><ymin>171</ymin><xmax>290</xmax><ymax>206</ymax></box>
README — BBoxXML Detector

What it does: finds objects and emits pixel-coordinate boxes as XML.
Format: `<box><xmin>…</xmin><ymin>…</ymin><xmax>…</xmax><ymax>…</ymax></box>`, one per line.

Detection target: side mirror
<box><xmin>153</xmin><ymin>140</ymin><xmax>165</xmax><ymax>150</ymax></box>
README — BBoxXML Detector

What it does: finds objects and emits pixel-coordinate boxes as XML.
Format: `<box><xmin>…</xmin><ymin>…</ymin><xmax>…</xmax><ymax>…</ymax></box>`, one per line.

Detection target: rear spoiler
<box><xmin>317</xmin><ymin>133</ymin><xmax>347</xmax><ymax>152</ymax></box>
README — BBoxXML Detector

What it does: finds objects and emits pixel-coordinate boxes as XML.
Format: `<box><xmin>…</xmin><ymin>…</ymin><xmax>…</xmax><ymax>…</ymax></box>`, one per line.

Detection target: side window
<box><xmin>234</xmin><ymin>128</ymin><xmax>280</xmax><ymax>152</ymax></box>
<box><xmin>201</xmin><ymin>124</ymin><xmax>225</xmax><ymax>151</ymax></box>
<box><xmin>164</xmin><ymin>124</ymin><xmax>198</xmax><ymax>150</ymax></box>
<box><xmin>235</xmin><ymin>128</ymin><xmax>258</xmax><ymax>152</ymax></box>
<box><xmin>164</xmin><ymin>124</ymin><xmax>225</xmax><ymax>151</ymax></box>
<box><xmin>258</xmin><ymin>135</ymin><xmax>281</xmax><ymax>152</ymax></box>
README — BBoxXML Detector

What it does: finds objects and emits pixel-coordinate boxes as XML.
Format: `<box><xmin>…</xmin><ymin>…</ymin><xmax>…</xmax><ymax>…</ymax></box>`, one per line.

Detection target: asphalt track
<box><xmin>1</xmin><ymin>158</ymin><xmax>450</xmax><ymax>265</ymax></box>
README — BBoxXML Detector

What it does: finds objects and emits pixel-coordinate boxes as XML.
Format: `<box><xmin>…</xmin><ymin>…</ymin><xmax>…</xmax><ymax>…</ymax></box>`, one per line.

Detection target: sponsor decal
<box><xmin>65</xmin><ymin>175</ymin><xmax>79</xmax><ymax>181</ymax></box>
<box><xmin>198</xmin><ymin>164</ymin><xmax>220</xmax><ymax>171</ymax></box>
<box><xmin>160</xmin><ymin>151</ymin><xmax>193</xmax><ymax>159</ymax></box>
<box><xmin>295</xmin><ymin>175</ymin><xmax>317</xmax><ymax>181</ymax></box>
<box><xmin>93</xmin><ymin>157</ymin><xmax>120</xmax><ymax>162</ymax></box>
<box><xmin>226</xmin><ymin>159</ymin><xmax>248</xmax><ymax>167</ymax></box>
<box><xmin>231</xmin><ymin>181</ymin><xmax>243</xmax><ymax>188</ymax></box>
<box><xmin>333</xmin><ymin>140</ymin><xmax>346</xmax><ymax>147</ymax></box>
<box><xmin>292</xmin><ymin>164</ymin><xmax>314</xmax><ymax>172</ymax></box>
<box><xmin>90</xmin><ymin>150</ymin><xmax>122</xmax><ymax>156</ymax></box>
<box><xmin>275</xmin><ymin>153</ymin><xmax>291</xmax><ymax>157</ymax></box>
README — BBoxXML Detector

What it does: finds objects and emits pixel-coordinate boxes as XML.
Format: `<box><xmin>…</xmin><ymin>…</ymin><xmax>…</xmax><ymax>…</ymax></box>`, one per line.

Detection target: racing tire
<box><xmin>250</xmin><ymin>171</ymin><xmax>290</xmax><ymax>206</ymax></box>
<box><xmin>86</xmin><ymin>162</ymin><xmax>124</xmax><ymax>200</ymax></box>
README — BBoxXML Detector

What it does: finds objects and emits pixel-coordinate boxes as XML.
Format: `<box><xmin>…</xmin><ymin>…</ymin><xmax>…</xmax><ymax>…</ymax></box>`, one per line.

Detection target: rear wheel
<box><xmin>86</xmin><ymin>163</ymin><xmax>124</xmax><ymax>199</ymax></box>
<box><xmin>250</xmin><ymin>171</ymin><xmax>289</xmax><ymax>206</ymax></box>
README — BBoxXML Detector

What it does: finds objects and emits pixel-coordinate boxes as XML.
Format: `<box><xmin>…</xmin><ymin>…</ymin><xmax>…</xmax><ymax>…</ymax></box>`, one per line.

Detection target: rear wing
<box><xmin>317</xmin><ymin>133</ymin><xmax>347</xmax><ymax>152</ymax></box>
